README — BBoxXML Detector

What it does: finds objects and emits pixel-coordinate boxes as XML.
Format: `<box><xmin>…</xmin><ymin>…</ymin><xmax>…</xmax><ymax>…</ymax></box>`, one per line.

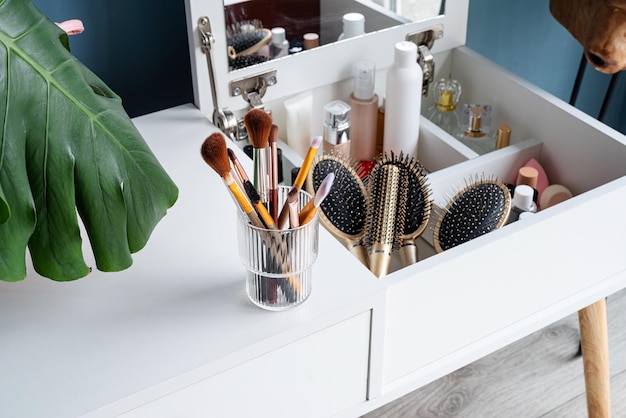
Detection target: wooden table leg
<box><xmin>578</xmin><ymin>298</ymin><xmax>611</xmax><ymax>418</ymax></box>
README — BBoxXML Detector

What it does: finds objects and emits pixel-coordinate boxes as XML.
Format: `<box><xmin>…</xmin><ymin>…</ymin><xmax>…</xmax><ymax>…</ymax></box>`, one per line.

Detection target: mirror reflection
<box><xmin>224</xmin><ymin>0</ymin><xmax>443</xmax><ymax>71</ymax></box>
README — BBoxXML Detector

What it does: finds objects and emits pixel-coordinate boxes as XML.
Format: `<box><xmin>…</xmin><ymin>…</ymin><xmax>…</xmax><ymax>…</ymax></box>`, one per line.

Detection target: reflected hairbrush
<box><xmin>365</xmin><ymin>163</ymin><xmax>404</xmax><ymax>278</ymax></box>
<box><xmin>226</xmin><ymin>19</ymin><xmax>271</xmax><ymax>59</ymax></box>
<box><xmin>306</xmin><ymin>154</ymin><xmax>369</xmax><ymax>267</ymax></box>
<box><xmin>433</xmin><ymin>175</ymin><xmax>512</xmax><ymax>253</ymax></box>
<box><xmin>372</xmin><ymin>153</ymin><xmax>432</xmax><ymax>267</ymax></box>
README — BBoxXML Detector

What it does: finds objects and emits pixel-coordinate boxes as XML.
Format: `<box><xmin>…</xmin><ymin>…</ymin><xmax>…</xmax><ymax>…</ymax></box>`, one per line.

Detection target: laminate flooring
<box><xmin>364</xmin><ymin>288</ymin><xmax>626</xmax><ymax>417</ymax></box>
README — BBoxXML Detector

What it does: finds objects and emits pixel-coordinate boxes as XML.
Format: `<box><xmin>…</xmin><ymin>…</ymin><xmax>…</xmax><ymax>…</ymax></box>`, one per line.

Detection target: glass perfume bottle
<box><xmin>456</xmin><ymin>104</ymin><xmax>494</xmax><ymax>155</ymax></box>
<box><xmin>426</xmin><ymin>78</ymin><xmax>462</xmax><ymax>135</ymax></box>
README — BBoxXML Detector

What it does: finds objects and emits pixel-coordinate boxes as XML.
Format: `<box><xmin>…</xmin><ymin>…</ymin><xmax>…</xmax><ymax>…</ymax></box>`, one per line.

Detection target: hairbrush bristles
<box><xmin>306</xmin><ymin>154</ymin><xmax>369</xmax><ymax>267</ymax></box>
<box><xmin>433</xmin><ymin>174</ymin><xmax>512</xmax><ymax>252</ymax></box>
<box><xmin>200</xmin><ymin>133</ymin><xmax>231</xmax><ymax>177</ymax></box>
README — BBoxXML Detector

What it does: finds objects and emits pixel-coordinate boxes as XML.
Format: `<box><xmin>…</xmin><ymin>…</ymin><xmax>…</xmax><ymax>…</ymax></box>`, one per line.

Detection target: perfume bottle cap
<box><xmin>466</xmin><ymin>107</ymin><xmax>485</xmax><ymax>137</ymax></box>
<box><xmin>271</xmin><ymin>27</ymin><xmax>287</xmax><ymax>45</ymax></box>
<box><xmin>353</xmin><ymin>60</ymin><xmax>376</xmax><ymax>101</ymax></box>
<box><xmin>393</xmin><ymin>41</ymin><xmax>418</xmax><ymax>67</ymax></box>
<box><xmin>323</xmin><ymin>100</ymin><xmax>351</xmax><ymax>145</ymax></box>
<box><xmin>495</xmin><ymin>124</ymin><xmax>512</xmax><ymax>149</ymax></box>
<box><xmin>513</xmin><ymin>185</ymin><xmax>536</xmax><ymax>212</ymax></box>
<box><xmin>342</xmin><ymin>13</ymin><xmax>365</xmax><ymax>39</ymax></box>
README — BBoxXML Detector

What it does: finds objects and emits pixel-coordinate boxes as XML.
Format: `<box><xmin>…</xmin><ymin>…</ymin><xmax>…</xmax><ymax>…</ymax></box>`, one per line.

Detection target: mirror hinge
<box><xmin>406</xmin><ymin>24</ymin><xmax>444</xmax><ymax>96</ymax></box>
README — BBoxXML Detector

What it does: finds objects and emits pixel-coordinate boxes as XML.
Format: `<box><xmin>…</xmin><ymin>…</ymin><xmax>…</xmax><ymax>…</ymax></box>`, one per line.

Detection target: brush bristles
<box><xmin>365</xmin><ymin>163</ymin><xmax>404</xmax><ymax>250</ymax></box>
<box><xmin>244</xmin><ymin>109</ymin><xmax>272</xmax><ymax>149</ymax></box>
<box><xmin>433</xmin><ymin>174</ymin><xmax>512</xmax><ymax>252</ymax></box>
<box><xmin>307</xmin><ymin>154</ymin><xmax>368</xmax><ymax>238</ymax></box>
<box><xmin>268</xmin><ymin>124</ymin><xmax>279</xmax><ymax>144</ymax></box>
<box><xmin>201</xmin><ymin>133</ymin><xmax>231</xmax><ymax>178</ymax></box>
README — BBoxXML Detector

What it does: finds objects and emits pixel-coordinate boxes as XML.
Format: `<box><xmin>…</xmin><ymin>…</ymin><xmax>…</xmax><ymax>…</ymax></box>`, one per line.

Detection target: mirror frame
<box><xmin>184</xmin><ymin>0</ymin><xmax>469</xmax><ymax>119</ymax></box>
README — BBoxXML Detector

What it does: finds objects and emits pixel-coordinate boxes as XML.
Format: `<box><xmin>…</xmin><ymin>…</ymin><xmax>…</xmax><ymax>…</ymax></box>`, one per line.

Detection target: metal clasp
<box><xmin>406</xmin><ymin>25</ymin><xmax>444</xmax><ymax>96</ymax></box>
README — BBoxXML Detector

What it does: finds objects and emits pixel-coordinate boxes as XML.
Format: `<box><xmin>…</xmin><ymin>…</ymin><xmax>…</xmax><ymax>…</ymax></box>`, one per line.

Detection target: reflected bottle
<box><xmin>426</xmin><ymin>78</ymin><xmax>462</xmax><ymax>135</ymax></box>
<box><xmin>337</xmin><ymin>13</ymin><xmax>365</xmax><ymax>41</ymax></box>
<box><xmin>269</xmin><ymin>27</ymin><xmax>289</xmax><ymax>59</ymax></box>
<box><xmin>455</xmin><ymin>104</ymin><xmax>494</xmax><ymax>155</ymax></box>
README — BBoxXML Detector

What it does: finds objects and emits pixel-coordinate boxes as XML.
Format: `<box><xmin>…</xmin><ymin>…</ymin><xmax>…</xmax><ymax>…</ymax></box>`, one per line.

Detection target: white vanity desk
<box><xmin>1</xmin><ymin>101</ymin><xmax>625</xmax><ymax>417</ymax></box>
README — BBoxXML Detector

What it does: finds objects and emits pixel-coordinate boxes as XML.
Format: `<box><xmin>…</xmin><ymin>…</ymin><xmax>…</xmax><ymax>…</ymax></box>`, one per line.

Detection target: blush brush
<box><xmin>433</xmin><ymin>174</ymin><xmax>512</xmax><ymax>253</ymax></box>
<box><xmin>244</xmin><ymin>109</ymin><xmax>273</xmax><ymax>209</ymax></box>
<box><xmin>306</xmin><ymin>154</ymin><xmax>369</xmax><ymax>267</ymax></box>
<box><xmin>201</xmin><ymin>133</ymin><xmax>264</xmax><ymax>229</ymax></box>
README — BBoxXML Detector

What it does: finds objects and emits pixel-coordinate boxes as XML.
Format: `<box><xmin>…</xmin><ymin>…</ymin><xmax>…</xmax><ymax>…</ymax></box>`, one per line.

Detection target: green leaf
<box><xmin>0</xmin><ymin>0</ymin><xmax>179</xmax><ymax>282</ymax></box>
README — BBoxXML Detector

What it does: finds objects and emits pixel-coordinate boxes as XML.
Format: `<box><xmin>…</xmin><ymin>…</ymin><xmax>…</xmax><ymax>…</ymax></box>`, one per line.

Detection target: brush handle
<box><xmin>343</xmin><ymin>238</ymin><xmax>369</xmax><ymax>269</ymax></box>
<box><xmin>399</xmin><ymin>239</ymin><xmax>418</xmax><ymax>266</ymax></box>
<box><xmin>253</xmin><ymin>148</ymin><xmax>269</xmax><ymax>206</ymax></box>
<box><xmin>368</xmin><ymin>243</ymin><xmax>393</xmax><ymax>278</ymax></box>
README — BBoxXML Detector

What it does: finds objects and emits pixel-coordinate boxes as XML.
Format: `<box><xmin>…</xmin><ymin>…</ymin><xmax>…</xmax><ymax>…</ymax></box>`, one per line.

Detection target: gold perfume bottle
<box><xmin>426</xmin><ymin>78</ymin><xmax>462</xmax><ymax>135</ymax></box>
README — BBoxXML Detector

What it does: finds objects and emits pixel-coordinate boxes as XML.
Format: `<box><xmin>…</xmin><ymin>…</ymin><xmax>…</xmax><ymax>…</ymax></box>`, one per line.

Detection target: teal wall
<box><xmin>30</xmin><ymin>0</ymin><xmax>626</xmax><ymax>134</ymax></box>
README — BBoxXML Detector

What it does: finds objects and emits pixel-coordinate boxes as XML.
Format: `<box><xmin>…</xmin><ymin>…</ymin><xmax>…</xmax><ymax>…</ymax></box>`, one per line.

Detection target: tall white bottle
<box><xmin>383</xmin><ymin>41</ymin><xmax>423</xmax><ymax>158</ymax></box>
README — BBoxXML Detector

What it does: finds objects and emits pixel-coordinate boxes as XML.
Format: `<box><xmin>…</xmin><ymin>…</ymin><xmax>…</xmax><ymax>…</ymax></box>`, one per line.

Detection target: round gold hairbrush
<box><xmin>371</xmin><ymin>152</ymin><xmax>432</xmax><ymax>267</ymax></box>
<box><xmin>433</xmin><ymin>175</ymin><xmax>512</xmax><ymax>253</ymax></box>
<box><xmin>306</xmin><ymin>154</ymin><xmax>370</xmax><ymax>268</ymax></box>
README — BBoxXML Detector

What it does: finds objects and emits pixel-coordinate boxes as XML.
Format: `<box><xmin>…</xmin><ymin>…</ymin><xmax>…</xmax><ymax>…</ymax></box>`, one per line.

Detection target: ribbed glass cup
<box><xmin>237</xmin><ymin>186</ymin><xmax>319</xmax><ymax>311</ymax></box>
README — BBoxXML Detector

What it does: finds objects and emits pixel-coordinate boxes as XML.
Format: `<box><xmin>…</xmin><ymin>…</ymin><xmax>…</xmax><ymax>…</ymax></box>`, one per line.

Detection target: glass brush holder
<box><xmin>237</xmin><ymin>186</ymin><xmax>319</xmax><ymax>311</ymax></box>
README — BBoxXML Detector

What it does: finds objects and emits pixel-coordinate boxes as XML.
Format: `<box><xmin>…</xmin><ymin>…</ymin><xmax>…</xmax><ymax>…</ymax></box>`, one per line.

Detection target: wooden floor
<box><xmin>365</xmin><ymin>288</ymin><xmax>626</xmax><ymax>418</ymax></box>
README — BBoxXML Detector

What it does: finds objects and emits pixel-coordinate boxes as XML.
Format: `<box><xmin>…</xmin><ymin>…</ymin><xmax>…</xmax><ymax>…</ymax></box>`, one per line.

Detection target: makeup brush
<box><xmin>373</xmin><ymin>153</ymin><xmax>432</xmax><ymax>266</ymax></box>
<box><xmin>244</xmin><ymin>109</ymin><xmax>273</xmax><ymax>209</ymax></box>
<box><xmin>200</xmin><ymin>133</ymin><xmax>264</xmax><ymax>229</ymax></box>
<box><xmin>299</xmin><ymin>172</ymin><xmax>334</xmax><ymax>225</ymax></box>
<box><xmin>306</xmin><ymin>154</ymin><xmax>369</xmax><ymax>267</ymax></box>
<box><xmin>278</xmin><ymin>135</ymin><xmax>323</xmax><ymax>229</ymax></box>
<box><xmin>365</xmin><ymin>163</ymin><xmax>404</xmax><ymax>278</ymax></box>
<box><xmin>433</xmin><ymin>174</ymin><xmax>512</xmax><ymax>253</ymax></box>
<box><xmin>268</xmin><ymin>124</ymin><xmax>280</xmax><ymax>223</ymax></box>
<box><xmin>227</xmin><ymin>148</ymin><xmax>276</xmax><ymax>230</ymax></box>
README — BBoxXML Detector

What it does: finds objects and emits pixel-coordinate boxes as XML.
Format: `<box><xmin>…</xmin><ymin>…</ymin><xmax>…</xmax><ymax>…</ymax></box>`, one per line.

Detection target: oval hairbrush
<box><xmin>306</xmin><ymin>154</ymin><xmax>370</xmax><ymax>268</ymax></box>
<box><xmin>433</xmin><ymin>175</ymin><xmax>512</xmax><ymax>253</ymax></box>
<box><xmin>364</xmin><ymin>163</ymin><xmax>404</xmax><ymax>278</ymax></box>
<box><xmin>372</xmin><ymin>153</ymin><xmax>432</xmax><ymax>267</ymax></box>
<box><xmin>226</xmin><ymin>20</ymin><xmax>271</xmax><ymax>59</ymax></box>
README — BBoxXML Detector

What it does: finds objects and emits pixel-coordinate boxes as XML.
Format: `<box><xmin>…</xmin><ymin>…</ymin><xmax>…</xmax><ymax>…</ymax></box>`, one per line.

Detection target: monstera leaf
<box><xmin>0</xmin><ymin>0</ymin><xmax>179</xmax><ymax>281</ymax></box>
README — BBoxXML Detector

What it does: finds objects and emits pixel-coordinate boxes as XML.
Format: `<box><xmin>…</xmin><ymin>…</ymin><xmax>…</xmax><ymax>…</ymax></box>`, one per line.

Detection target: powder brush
<box><xmin>433</xmin><ymin>174</ymin><xmax>512</xmax><ymax>253</ymax></box>
<box><xmin>244</xmin><ymin>108</ymin><xmax>273</xmax><ymax>208</ymax></box>
<box><xmin>200</xmin><ymin>132</ymin><xmax>264</xmax><ymax>229</ymax></box>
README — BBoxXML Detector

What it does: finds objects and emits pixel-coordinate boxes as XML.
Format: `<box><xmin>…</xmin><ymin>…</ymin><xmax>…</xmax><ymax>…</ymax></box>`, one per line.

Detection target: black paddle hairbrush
<box><xmin>306</xmin><ymin>154</ymin><xmax>370</xmax><ymax>267</ymax></box>
<box><xmin>433</xmin><ymin>174</ymin><xmax>512</xmax><ymax>253</ymax></box>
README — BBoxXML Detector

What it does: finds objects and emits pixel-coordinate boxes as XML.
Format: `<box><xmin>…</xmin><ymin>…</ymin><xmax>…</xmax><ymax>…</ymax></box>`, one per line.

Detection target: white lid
<box><xmin>513</xmin><ymin>185</ymin><xmax>536</xmax><ymax>211</ymax></box>
<box><xmin>393</xmin><ymin>41</ymin><xmax>418</xmax><ymax>67</ymax></box>
<box><xmin>342</xmin><ymin>13</ymin><xmax>365</xmax><ymax>39</ymax></box>
<box><xmin>353</xmin><ymin>60</ymin><xmax>376</xmax><ymax>101</ymax></box>
<box><xmin>271</xmin><ymin>27</ymin><xmax>286</xmax><ymax>45</ymax></box>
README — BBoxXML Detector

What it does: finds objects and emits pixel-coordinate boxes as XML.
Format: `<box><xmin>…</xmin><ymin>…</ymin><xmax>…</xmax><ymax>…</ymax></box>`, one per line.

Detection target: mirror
<box><xmin>223</xmin><ymin>0</ymin><xmax>444</xmax><ymax>71</ymax></box>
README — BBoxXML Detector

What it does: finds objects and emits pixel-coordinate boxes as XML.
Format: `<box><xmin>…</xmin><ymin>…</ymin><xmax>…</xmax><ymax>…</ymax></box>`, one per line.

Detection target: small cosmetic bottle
<box><xmin>350</xmin><ymin>60</ymin><xmax>379</xmax><ymax>163</ymax></box>
<box><xmin>507</xmin><ymin>184</ymin><xmax>537</xmax><ymax>224</ymax></box>
<box><xmin>303</xmin><ymin>33</ymin><xmax>320</xmax><ymax>50</ymax></box>
<box><xmin>269</xmin><ymin>27</ymin><xmax>289</xmax><ymax>59</ymax></box>
<box><xmin>456</xmin><ymin>104</ymin><xmax>494</xmax><ymax>155</ymax></box>
<box><xmin>322</xmin><ymin>100</ymin><xmax>351</xmax><ymax>160</ymax></box>
<box><xmin>426</xmin><ymin>78</ymin><xmax>462</xmax><ymax>135</ymax></box>
<box><xmin>338</xmin><ymin>13</ymin><xmax>365</xmax><ymax>41</ymax></box>
<box><xmin>495</xmin><ymin>124</ymin><xmax>512</xmax><ymax>150</ymax></box>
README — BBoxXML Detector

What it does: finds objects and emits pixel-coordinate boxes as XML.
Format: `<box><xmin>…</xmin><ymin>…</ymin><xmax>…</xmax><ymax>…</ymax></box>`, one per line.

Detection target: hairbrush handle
<box><xmin>369</xmin><ymin>244</ymin><xmax>393</xmax><ymax>278</ymax></box>
<box><xmin>345</xmin><ymin>239</ymin><xmax>370</xmax><ymax>268</ymax></box>
<box><xmin>399</xmin><ymin>240</ymin><xmax>418</xmax><ymax>266</ymax></box>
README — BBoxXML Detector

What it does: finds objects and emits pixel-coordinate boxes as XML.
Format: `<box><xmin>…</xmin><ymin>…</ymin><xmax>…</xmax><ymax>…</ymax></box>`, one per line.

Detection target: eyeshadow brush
<box><xmin>227</xmin><ymin>147</ymin><xmax>276</xmax><ymax>229</ymax></box>
<box><xmin>299</xmin><ymin>172</ymin><xmax>334</xmax><ymax>225</ymax></box>
<box><xmin>244</xmin><ymin>109</ymin><xmax>273</xmax><ymax>209</ymax></box>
